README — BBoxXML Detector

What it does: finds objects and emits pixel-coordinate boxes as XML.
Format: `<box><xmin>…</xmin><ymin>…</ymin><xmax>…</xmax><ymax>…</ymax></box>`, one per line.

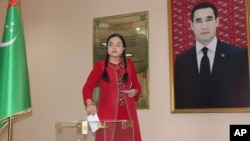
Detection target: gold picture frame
<box><xmin>169</xmin><ymin>0</ymin><xmax>250</xmax><ymax>113</ymax></box>
<box><xmin>93</xmin><ymin>11</ymin><xmax>149</xmax><ymax>109</ymax></box>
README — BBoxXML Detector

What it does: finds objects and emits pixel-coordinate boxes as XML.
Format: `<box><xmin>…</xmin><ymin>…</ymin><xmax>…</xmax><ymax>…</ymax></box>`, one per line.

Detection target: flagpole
<box><xmin>8</xmin><ymin>117</ymin><xmax>12</xmax><ymax>141</ymax></box>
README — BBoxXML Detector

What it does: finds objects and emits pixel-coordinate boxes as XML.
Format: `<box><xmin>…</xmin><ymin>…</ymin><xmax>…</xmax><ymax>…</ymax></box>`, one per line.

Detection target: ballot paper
<box><xmin>87</xmin><ymin>114</ymin><xmax>101</xmax><ymax>132</ymax></box>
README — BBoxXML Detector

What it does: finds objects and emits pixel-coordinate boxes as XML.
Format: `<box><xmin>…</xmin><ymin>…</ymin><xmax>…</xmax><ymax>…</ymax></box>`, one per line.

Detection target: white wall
<box><xmin>0</xmin><ymin>0</ymin><xmax>250</xmax><ymax>141</ymax></box>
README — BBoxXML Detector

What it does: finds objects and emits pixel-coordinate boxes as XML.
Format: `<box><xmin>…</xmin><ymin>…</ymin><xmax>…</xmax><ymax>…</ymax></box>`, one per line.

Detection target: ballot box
<box><xmin>55</xmin><ymin>120</ymin><xmax>134</xmax><ymax>141</ymax></box>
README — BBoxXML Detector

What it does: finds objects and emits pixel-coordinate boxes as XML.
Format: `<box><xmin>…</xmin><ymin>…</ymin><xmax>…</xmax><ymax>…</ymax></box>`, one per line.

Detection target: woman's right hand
<box><xmin>86</xmin><ymin>104</ymin><xmax>97</xmax><ymax>115</ymax></box>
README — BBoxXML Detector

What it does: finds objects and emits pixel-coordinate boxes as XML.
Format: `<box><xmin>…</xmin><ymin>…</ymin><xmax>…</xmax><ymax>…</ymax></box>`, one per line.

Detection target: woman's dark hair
<box><xmin>102</xmin><ymin>33</ymin><xmax>128</xmax><ymax>83</ymax></box>
<box><xmin>191</xmin><ymin>2</ymin><xmax>218</xmax><ymax>22</ymax></box>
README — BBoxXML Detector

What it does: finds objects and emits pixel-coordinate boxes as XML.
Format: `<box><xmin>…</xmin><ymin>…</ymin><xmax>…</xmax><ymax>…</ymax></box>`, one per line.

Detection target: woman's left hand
<box><xmin>121</xmin><ymin>89</ymin><xmax>138</xmax><ymax>97</ymax></box>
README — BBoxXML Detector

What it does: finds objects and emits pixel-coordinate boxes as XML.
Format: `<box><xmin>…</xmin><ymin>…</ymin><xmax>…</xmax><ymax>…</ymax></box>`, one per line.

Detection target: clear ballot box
<box><xmin>55</xmin><ymin>120</ymin><xmax>134</xmax><ymax>141</ymax></box>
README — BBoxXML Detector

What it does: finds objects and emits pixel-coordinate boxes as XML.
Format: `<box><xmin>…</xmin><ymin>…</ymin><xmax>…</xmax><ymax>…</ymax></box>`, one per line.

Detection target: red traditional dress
<box><xmin>82</xmin><ymin>59</ymin><xmax>142</xmax><ymax>141</ymax></box>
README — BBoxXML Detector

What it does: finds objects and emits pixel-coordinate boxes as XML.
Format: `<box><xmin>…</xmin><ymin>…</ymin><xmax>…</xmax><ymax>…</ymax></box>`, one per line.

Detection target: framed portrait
<box><xmin>93</xmin><ymin>11</ymin><xmax>149</xmax><ymax>109</ymax></box>
<box><xmin>169</xmin><ymin>0</ymin><xmax>250</xmax><ymax>113</ymax></box>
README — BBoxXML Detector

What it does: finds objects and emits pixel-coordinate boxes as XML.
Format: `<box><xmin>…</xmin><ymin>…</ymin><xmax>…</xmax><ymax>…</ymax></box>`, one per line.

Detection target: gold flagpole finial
<box><xmin>8</xmin><ymin>0</ymin><xmax>20</xmax><ymax>8</ymax></box>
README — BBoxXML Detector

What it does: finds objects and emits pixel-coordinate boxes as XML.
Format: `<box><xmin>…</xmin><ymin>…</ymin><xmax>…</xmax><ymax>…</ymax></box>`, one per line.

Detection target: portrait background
<box><xmin>171</xmin><ymin>0</ymin><xmax>248</xmax><ymax>59</ymax></box>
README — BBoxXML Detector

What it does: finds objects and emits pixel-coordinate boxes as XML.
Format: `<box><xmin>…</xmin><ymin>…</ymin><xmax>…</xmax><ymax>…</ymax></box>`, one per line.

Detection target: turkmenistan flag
<box><xmin>0</xmin><ymin>0</ymin><xmax>31</xmax><ymax>129</ymax></box>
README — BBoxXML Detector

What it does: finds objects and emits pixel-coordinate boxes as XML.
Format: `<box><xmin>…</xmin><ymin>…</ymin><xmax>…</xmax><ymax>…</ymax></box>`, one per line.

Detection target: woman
<box><xmin>82</xmin><ymin>33</ymin><xmax>142</xmax><ymax>141</ymax></box>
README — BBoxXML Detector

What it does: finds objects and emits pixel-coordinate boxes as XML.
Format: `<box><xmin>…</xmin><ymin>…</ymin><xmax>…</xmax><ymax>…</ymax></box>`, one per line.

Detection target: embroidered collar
<box><xmin>108</xmin><ymin>59</ymin><xmax>124</xmax><ymax>69</ymax></box>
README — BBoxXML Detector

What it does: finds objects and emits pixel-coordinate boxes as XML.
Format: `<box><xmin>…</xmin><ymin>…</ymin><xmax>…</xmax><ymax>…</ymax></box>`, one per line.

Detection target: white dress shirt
<box><xmin>196</xmin><ymin>37</ymin><xmax>217</xmax><ymax>73</ymax></box>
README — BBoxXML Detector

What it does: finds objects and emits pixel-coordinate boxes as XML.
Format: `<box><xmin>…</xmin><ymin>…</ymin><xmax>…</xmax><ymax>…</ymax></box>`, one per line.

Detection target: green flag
<box><xmin>0</xmin><ymin>0</ymin><xmax>31</xmax><ymax>125</ymax></box>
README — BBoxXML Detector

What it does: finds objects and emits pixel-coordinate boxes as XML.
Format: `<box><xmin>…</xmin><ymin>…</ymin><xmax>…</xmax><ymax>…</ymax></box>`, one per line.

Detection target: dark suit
<box><xmin>174</xmin><ymin>40</ymin><xmax>250</xmax><ymax>108</ymax></box>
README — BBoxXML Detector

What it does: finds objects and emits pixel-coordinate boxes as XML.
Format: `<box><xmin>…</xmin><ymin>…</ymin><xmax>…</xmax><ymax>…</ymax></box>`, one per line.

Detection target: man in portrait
<box><xmin>174</xmin><ymin>2</ymin><xmax>250</xmax><ymax>109</ymax></box>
